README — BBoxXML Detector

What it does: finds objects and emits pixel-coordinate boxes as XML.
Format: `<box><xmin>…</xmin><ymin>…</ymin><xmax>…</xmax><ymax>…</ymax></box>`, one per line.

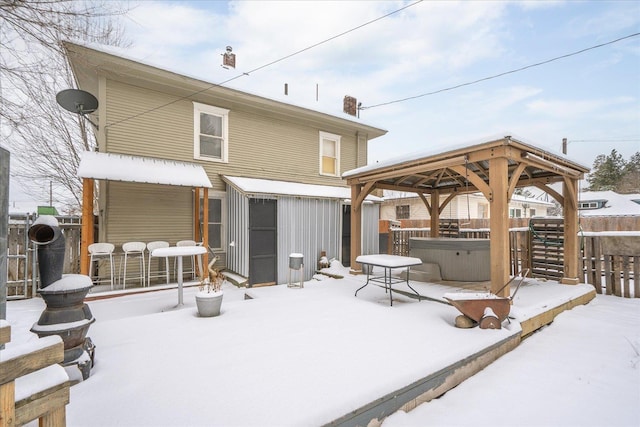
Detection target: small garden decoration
<box><xmin>195</xmin><ymin>256</ymin><xmax>224</xmax><ymax>317</ymax></box>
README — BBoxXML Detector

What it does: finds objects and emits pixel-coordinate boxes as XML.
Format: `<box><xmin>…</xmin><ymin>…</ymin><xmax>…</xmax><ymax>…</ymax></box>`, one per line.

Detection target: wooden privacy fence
<box><xmin>0</xmin><ymin>321</ymin><xmax>70</xmax><ymax>427</ymax></box>
<box><xmin>582</xmin><ymin>233</ymin><xmax>639</xmax><ymax>298</ymax></box>
<box><xmin>387</xmin><ymin>219</ymin><xmax>639</xmax><ymax>298</ymax></box>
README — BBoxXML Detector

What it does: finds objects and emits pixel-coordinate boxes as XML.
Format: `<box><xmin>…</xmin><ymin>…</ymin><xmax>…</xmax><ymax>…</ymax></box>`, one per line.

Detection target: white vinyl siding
<box><xmin>104</xmin><ymin>182</ymin><xmax>193</xmax><ymax>245</ymax></box>
<box><xmin>105</xmin><ymin>81</ymin><xmax>360</xmax><ymax>188</ymax></box>
<box><xmin>194</xmin><ymin>102</ymin><xmax>229</xmax><ymax>163</ymax></box>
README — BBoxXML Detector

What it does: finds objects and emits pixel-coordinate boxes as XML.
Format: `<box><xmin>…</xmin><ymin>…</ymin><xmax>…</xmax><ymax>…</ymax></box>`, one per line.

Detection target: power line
<box><xmin>360</xmin><ymin>32</ymin><xmax>640</xmax><ymax>110</ymax></box>
<box><xmin>106</xmin><ymin>0</ymin><xmax>423</xmax><ymax>129</ymax></box>
<box><xmin>569</xmin><ymin>138</ymin><xmax>640</xmax><ymax>143</ymax></box>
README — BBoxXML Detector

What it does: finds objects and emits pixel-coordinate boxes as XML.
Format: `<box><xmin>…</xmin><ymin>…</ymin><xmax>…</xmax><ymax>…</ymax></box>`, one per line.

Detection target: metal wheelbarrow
<box><xmin>444</xmin><ymin>269</ymin><xmax>529</xmax><ymax>329</ymax></box>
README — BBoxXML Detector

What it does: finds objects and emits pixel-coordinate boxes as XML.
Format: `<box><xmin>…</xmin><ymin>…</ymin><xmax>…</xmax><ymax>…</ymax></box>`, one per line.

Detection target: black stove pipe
<box><xmin>28</xmin><ymin>216</ymin><xmax>65</xmax><ymax>288</ymax></box>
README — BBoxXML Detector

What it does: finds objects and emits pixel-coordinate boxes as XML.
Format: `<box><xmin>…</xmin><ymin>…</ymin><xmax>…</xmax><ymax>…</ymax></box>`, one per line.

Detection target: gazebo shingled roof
<box><xmin>344</xmin><ymin>135</ymin><xmax>590</xmax><ymax>296</ymax></box>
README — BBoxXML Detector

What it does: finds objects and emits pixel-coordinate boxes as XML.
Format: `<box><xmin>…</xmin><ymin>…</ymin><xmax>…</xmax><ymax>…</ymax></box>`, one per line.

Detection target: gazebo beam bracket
<box><xmin>562</xmin><ymin>176</ymin><xmax>578</xmax><ymax>211</ymax></box>
<box><xmin>507</xmin><ymin>162</ymin><xmax>528</xmax><ymax>199</ymax></box>
<box><xmin>532</xmin><ymin>182</ymin><xmax>564</xmax><ymax>205</ymax></box>
<box><xmin>354</xmin><ymin>181</ymin><xmax>376</xmax><ymax>209</ymax></box>
<box><xmin>447</xmin><ymin>165</ymin><xmax>492</xmax><ymax>200</ymax></box>
<box><xmin>439</xmin><ymin>192</ymin><xmax>457</xmax><ymax>214</ymax></box>
<box><xmin>417</xmin><ymin>192</ymin><xmax>431</xmax><ymax>211</ymax></box>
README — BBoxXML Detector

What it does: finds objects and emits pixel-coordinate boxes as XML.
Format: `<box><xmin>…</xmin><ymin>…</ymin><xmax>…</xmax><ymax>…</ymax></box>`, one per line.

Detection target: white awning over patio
<box><xmin>77</xmin><ymin>151</ymin><xmax>212</xmax><ymax>187</ymax></box>
<box><xmin>223</xmin><ymin>175</ymin><xmax>382</xmax><ymax>202</ymax></box>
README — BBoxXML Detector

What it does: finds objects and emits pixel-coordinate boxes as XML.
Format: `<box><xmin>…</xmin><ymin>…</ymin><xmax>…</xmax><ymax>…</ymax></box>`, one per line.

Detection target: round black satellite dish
<box><xmin>56</xmin><ymin>89</ymin><xmax>98</xmax><ymax>114</ymax></box>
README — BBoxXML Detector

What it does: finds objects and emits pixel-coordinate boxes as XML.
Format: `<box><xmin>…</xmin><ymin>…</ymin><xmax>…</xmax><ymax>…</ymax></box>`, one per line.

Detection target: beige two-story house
<box><xmin>64</xmin><ymin>41</ymin><xmax>386</xmax><ymax>286</ymax></box>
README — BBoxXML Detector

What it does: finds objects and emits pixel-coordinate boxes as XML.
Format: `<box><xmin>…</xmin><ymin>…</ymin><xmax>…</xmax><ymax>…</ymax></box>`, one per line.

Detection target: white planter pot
<box><xmin>195</xmin><ymin>291</ymin><xmax>224</xmax><ymax>317</ymax></box>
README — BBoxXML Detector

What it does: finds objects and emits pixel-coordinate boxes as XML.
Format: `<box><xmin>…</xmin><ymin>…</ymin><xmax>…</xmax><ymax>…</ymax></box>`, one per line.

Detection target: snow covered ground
<box><xmin>383</xmin><ymin>292</ymin><xmax>640</xmax><ymax>427</ymax></box>
<box><xmin>5</xmin><ymin>265</ymin><xmax>639</xmax><ymax>427</ymax></box>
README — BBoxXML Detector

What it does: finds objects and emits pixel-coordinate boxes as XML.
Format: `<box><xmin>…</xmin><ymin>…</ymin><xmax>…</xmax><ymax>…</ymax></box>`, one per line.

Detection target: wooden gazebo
<box><xmin>344</xmin><ymin>135</ymin><xmax>590</xmax><ymax>296</ymax></box>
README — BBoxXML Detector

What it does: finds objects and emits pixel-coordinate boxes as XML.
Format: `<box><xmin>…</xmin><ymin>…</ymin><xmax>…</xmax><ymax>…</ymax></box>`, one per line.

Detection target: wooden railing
<box><xmin>0</xmin><ymin>321</ymin><xmax>70</xmax><ymax>427</ymax></box>
<box><xmin>7</xmin><ymin>213</ymin><xmax>83</xmax><ymax>299</ymax></box>
<box><xmin>388</xmin><ymin>224</ymin><xmax>639</xmax><ymax>298</ymax></box>
<box><xmin>389</xmin><ymin>228</ymin><xmax>431</xmax><ymax>256</ymax></box>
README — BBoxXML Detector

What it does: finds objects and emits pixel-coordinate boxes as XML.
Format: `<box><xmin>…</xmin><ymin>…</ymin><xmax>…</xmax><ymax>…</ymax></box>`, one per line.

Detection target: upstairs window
<box><xmin>319</xmin><ymin>131</ymin><xmax>340</xmax><ymax>176</ymax></box>
<box><xmin>194</xmin><ymin>102</ymin><xmax>229</xmax><ymax>163</ymax></box>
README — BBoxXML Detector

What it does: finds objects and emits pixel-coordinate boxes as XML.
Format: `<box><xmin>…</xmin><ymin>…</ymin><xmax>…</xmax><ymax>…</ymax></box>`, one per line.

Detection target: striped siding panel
<box><xmin>105</xmin><ymin>80</ymin><xmax>357</xmax><ymax>189</ymax></box>
<box><xmin>106</xmin><ymin>82</ymin><xmax>193</xmax><ymax>162</ymax></box>
<box><xmin>340</xmin><ymin>134</ymin><xmax>358</xmax><ymax>175</ymax></box>
<box><xmin>105</xmin><ymin>182</ymin><xmax>193</xmax><ymax>246</ymax></box>
<box><xmin>224</xmin><ymin>185</ymin><xmax>376</xmax><ymax>284</ymax></box>
<box><xmin>226</xmin><ymin>184</ymin><xmax>249</xmax><ymax>277</ymax></box>
<box><xmin>362</xmin><ymin>203</ymin><xmax>380</xmax><ymax>255</ymax></box>
<box><xmin>276</xmin><ymin>197</ymin><xmax>341</xmax><ymax>285</ymax></box>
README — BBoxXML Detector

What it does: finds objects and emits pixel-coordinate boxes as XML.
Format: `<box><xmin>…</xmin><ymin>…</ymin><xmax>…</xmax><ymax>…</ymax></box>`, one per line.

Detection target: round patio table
<box><xmin>151</xmin><ymin>245</ymin><xmax>207</xmax><ymax>308</ymax></box>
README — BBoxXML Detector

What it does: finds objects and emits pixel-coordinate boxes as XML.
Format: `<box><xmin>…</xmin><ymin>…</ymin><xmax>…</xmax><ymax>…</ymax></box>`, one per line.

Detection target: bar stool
<box><xmin>121</xmin><ymin>241</ymin><xmax>146</xmax><ymax>289</ymax></box>
<box><xmin>175</xmin><ymin>240</ymin><xmax>198</xmax><ymax>281</ymax></box>
<box><xmin>146</xmin><ymin>241</ymin><xmax>170</xmax><ymax>287</ymax></box>
<box><xmin>88</xmin><ymin>243</ymin><xmax>115</xmax><ymax>290</ymax></box>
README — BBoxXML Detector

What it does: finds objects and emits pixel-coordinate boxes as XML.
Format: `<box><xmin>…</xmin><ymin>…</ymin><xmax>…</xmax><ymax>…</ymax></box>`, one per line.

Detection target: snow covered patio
<box><xmin>6</xmin><ymin>267</ymin><xmax>596</xmax><ymax>426</ymax></box>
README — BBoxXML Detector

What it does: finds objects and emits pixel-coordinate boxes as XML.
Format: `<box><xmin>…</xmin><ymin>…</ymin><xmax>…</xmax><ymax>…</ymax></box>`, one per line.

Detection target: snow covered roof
<box><xmin>63</xmin><ymin>41</ymin><xmax>387</xmax><ymax>138</ymax></box>
<box><xmin>223</xmin><ymin>176</ymin><xmax>382</xmax><ymax>202</ymax></box>
<box><xmin>343</xmin><ymin>132</ymin><xmax>590</xmax><ymax>178</ymax></box>
<box><xmin>77</xmin><ymin>151</ymin><xmax>212</xmax><ymax>187</ymax></box>
<box><xmin>578</xmin><ymin>191</ymin><xmax>640</xmax><ymax>217</ymax></box>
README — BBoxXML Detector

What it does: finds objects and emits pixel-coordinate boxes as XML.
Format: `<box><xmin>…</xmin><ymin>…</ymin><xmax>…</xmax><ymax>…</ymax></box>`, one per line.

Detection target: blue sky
<box><xmin>8</xmin><ymin>0</ymin><xmax>640</xmax><ymax>205</ymax></box>
<box><xmin>117</xmin><ymin>0</ymin><xmax>638</xmax><ymax>169</ymax></box>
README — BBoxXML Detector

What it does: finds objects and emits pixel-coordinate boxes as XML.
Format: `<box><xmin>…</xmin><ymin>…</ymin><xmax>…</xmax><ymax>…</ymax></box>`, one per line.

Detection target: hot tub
<box><xmin>409</xmin><ymin>237</ymin><xmax>490</xmax><ymax>282</ymax></box>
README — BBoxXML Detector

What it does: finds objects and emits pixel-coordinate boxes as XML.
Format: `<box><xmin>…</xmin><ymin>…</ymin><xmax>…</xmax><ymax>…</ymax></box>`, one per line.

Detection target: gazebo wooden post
<box><xmin>561</xmin><ymin>178</ymin><xmax>580</xmax><ymax>284</ymax></box>
<box><xmin>80</xmin><ymin>178</ymin><xmax>94</xmax><ymax>275</ymax></box>
<box><xmin>489</xmin><ymin>157</ymin><xmax>510</xmax><ymax>297</ymax></box>
<box><xmin>430</xmin><ymin>190</ymin><xmax>440</xmax><ymax>237</ymax></box>
<box><xmin>350</xmin><ymin>184</ymin><xmax>363</xmax><ymax>272</ymax></box>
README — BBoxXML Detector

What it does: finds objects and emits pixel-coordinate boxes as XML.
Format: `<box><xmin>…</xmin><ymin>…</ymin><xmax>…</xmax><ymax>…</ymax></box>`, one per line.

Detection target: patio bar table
<box><xmin>355</xmin><ymin>254</ymin><xmax>423</xmax><ymax>306</ymax></box>
<box><xmin>151</xmin><ymin>245</ymin><xmax>206</xmax><ymax>308</ymax></box>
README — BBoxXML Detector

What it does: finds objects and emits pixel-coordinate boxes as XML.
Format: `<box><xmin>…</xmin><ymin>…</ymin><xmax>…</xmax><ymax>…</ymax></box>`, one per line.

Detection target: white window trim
<box><xmin>203</xmin><ymin>191</ymin><xmax>226</xmax><ymax>252</ymax></box>
<box><xmin>319</xmin><ymin>131</ymin><xmax>341</xmax><ymax>177</ymax></box>
<box><xmin>579</xmin><ymin>201</ymin><xmax>599</xmax><ymax>209</ymax></box>
<box><xmin>194</xmin><ymin>102</ymin><xmax>229</xmax><ymax>163</ymax></box>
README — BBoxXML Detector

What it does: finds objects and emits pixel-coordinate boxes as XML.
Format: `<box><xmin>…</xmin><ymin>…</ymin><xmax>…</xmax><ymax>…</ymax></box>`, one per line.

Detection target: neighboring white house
<box><xmin>380</xmin><ymin>191</ymin><xmax>554</xmax><ymax>221</ymax></box>
<box><xmin>578</xmin><ymin>191</ymin><xmax>640</xmax><ymax>217</ymax></box>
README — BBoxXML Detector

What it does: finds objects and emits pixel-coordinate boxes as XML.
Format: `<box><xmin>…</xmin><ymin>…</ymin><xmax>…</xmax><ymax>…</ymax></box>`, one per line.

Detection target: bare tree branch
<box><xmin>1</xmin><ymin>0</ymin><xmax>130</xmax><ymax>213</ymax></box>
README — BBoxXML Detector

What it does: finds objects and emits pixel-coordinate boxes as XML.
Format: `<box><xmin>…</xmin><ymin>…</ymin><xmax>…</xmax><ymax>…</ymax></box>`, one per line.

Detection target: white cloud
<box><xmin>566</xmin><ymin>2</ymin><xmax>640</xmax><ymax>40</ymax></box>
<box><xmin>118</xmin><ymin>1</ymin><xmax>513</xmax><ymax>110</ymax></box>
<box><xmin>526</xmin><ymin>96</ymin><xmax>635</xmax><ymax>119</ymax></box>
<box><xmin>110</xmin><ymin>1</ymin><xmax>639</xmax><ymax>179</ymax></box>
